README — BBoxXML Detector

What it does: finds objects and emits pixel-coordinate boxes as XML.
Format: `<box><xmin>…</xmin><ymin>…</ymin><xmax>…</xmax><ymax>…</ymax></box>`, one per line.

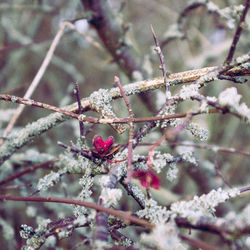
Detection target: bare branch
<box><xmin>114</xmin><ymin>76</ymin><xmax>134</xmax><ymax>184</ymax></box>
<box><xmin>151</xmin><ymin>25</ymin><xmax>169</xmax><ymax>94</ymax></box>
<box><xmin>225</xmin><ymin>0</ymin><xmax>250</xmax><ymax>64</ymax></box>
<box><xmin>74</xmin><ymin>82</ymin><xmax>85</xmax><ymax>137</ymax></box>
<box><xmin>0</xmin><ymin>195</ymin><xmax>154</xmax><ymax>229</ymax></box>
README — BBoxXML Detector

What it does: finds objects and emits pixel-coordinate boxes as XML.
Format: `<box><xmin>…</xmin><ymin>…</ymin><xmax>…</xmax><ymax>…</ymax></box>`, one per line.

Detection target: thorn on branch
<box><xmin>73</xmin><ymin>81</ymin><xmax>85</xmax><ymax>137</ymax></box>
<box><xmin>151</xmin><ymin>25</ymin><xmax>170</xmax><ymax>97</ymax></box>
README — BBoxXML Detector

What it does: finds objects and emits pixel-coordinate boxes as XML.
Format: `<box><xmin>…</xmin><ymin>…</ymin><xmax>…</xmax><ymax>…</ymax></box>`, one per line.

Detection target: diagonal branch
<box><xmin>225</xmin><ymin>0</ymin><xmax>250</xmax><ymax>64</ymax></box>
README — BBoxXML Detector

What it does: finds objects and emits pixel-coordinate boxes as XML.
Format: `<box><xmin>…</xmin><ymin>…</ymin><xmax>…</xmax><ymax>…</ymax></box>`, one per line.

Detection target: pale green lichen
<box><xmin>235</xmin><ymin>54</ymin><xmax>250</xmax><ymax>64</ymax></box>
<box><xmin>20</xmin><ymin>219</ymin><xmax>50</xmax><ymax>249</ymax></box>
<box><xmin>137</xmin><ymin>199</ymin><xmax>170</xmax><ymax>224</ymax></box>
<box><xmin>218</xmin><ymin>87</ymin><xmax>250</xmax><ymax>122</ymax></box>
<box><xmin>20</xmin><ymin>224</ymin><xmax>35</xmax><ymax>239</ymax></box>
<box><xmin>11</xmin><ymin>149</ymin><xmax>54</xmax><ymax>164</ymax></box>
<box><xmin>179</xmin><ymin>83</ymin><xmax>200</xmax><ymax>100</ymax></box>
<box><xmin>78</xmin><ymin>174</ymin><xmax>94</xmax><ymax>200</ymax></box>
<box><xmin>57</xmin><ymin>153</ymin><xmax>97</xmax><ymax>174</ymax></box>
<box><xmin>171</xmin><ymin>188</ymin><xmax>240</xmax><ymax>222</ymax></box>
<box><xmin>37</xmin><ymin>168</ymin><xmax>67</xmax><ymax>192</ymax></box>
<box><xmin>166</xmin><ymin>162</ymin><xmax>179</xmax><ymax>182</ymax></box>
<box><xmin>89</xmin><ymin>88</ymin><xmax>127</xmax><ymax>133</ymax></box>
<box><xmin>100</xmin><ymin>187</ymin><xmax>122</xmax><ymax>207</ymax></box>
<box><xmin>219</xmin><ymin>87</ymin><xmax>242</xmax><ymax>107</ymax></box>
<box><xmin>73</xmin><ymin>215</ymin><xmax>87</xmax><ymax>227</ymax></box>
<box><xmin>207</xmin><ymin>96</ymin><xmax>217</xmax><ymax>102</ymax></box>
<box><xmin>176</xmin><ymin>146</ymin><xmax>198</xmax><ymax>166</ymax></box>
<box><xmin>25</xmin><ymin>236</ymin><xmax>45</xmax><ymax>249</ymax></box>
<box><xmin>199</xmin><ymin>100</ymin><xmax>209</xmax><ymax>113</ymax></box>
<box><xmin>0</xmin><ymin>111</ymin><xmax>67</xmax><ymax>166</ymax></box>
<box><xmin>220</xmin><ymin>5</ymin><xmax>245</xmax><ymax>29</ymax></box>
<box><xmin>89</xmin><ymin>88</ymin><xmax>117</xmax><ymax>120</ymax></box>
<box><xmin>140</xmin><ymin>222</ymin><xmax>186</xmax><ymax>250</ymax></box>
<box><xmin>156</xmin><ymin>104</ymin><xmax>177</xmax><ymax>128</ymax></box>
<box><xmin>152</xmin><ymin>151</ymin><xmax>174</xmax><ymax>173</ymax></box>
<box><xmin>127</xmin><ymin>183</ymin><xmax>146</xmax><ymax>207</ymax></box>
<box><xmin>186</xmin><ymin>122</ymin><xmax>208</xmax><ymax>141</ymax></box>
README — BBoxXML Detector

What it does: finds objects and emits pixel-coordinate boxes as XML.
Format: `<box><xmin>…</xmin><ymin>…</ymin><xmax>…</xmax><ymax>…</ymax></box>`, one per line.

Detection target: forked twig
<box><xmin>114</xmin><ymin>76</ymin><xmax>134</xmax><ymax>183</ymax></box>
<box><xmin>147</xmin><ymin>113</ymin><xmax>193</xmax><ymax>169</ymax></box>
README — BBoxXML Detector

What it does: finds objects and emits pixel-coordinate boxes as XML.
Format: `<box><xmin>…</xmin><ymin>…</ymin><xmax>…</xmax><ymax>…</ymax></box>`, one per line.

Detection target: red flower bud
<box><xmin>93</xmin><ymin>135</ymin><xmax>114</xmax><ymax>154</ymax></box>
<box><xmin>132</xmin><ymin>170</ymin><xmax>161</xmax><ymax>189</ymax></box>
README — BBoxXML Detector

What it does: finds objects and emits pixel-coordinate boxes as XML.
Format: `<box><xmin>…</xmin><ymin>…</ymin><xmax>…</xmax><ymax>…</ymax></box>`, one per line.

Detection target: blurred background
<box><xmin>0</xmin><ymin>0</ymin><xmax>249</xmax><ymax>249</ymax></box>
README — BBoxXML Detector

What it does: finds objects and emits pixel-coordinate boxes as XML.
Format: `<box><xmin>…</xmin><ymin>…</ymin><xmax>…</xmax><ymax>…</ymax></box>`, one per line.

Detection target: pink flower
<box><xmin>93</xmin><ymin>135</ymin><xmax>114</xmax><ymax>154</ymax></box>
<box><xmin>132</xmin><ymin>170</ymin><xmax>161</xmax><ymax>189</ymax></box>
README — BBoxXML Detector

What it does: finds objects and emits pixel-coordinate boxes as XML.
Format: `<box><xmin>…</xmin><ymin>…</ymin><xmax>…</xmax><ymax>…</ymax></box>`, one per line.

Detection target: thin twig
<box><xmin>114</xmin><ymin>76</ymin><xmax>134</xmax><ymax>184</ymax></box>
<box><xmin>151</xmin><ymin>25</ymin><xmax>169</xmax><ymax>94</ymax></box>
<box><xmin>179</xmin><ymin>234</ymin><xmax>221</xmax><ymax>250</ymax></box>
<box><xmin>1</xmin><ymin>22</ymin><xmax>70</xmax><ymax>143</ymax></box>
<box><xmin>225</xmin><ymin>0</ymin><xmax>250</xmax><ymax>64</ymax></box>
<box><xmin>147</xmin><ymin>113</ymin><xmax>193</xmax><ymax>168</ymax></box>
<box><xmin>0</xmin><ymin>159</ymin><xmax>56</xmax><ymax>186</ymax></box>
<box><xmin>57</xmin><ymin>141</ymin><xmax>94</xmax><ymax>161</ymax></box>
<box><xmin>240</xmin><ymin>186</ymin><xmax>250</xmax><ymax>193</ymax></box>
<box><xmin>74</xmin><ymin>82</ymin><xmax>85</xmax><ymax>137</ymax></box>
<box><xmin>169</xmin><ymin>141</ymin><xmax>250</xmax><ymax>157</ymax></box>
<box><xmin>213</xmin><ymin>155</ymin><xmax>232</xmax><ymax>188</ymax></box>
<box><xmin>0</xmin><ymin>195</ymin><xmax>154</xmax><ymax>229</ymax></box>
<box><xmin>0</xmin><ymin>94</ymin><xmax>220</xmax><ymax>124</ymax></box>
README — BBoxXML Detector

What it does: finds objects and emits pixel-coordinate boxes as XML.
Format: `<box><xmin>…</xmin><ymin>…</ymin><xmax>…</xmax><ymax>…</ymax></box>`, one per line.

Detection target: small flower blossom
<box><xmin>132</xmin><ymin>170</ymin><xmax>161</xmax><ymax>189</ymax></box>
<box><xmin>92</xmin><ymin>135</ymin><xmax>114</xmax><ymax>154</ymax></box>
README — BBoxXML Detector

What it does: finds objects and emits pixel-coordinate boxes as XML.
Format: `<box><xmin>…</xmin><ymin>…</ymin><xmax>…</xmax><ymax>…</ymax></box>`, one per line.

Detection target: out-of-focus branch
<box><xmin>81</xmin><ymin>0</ymin><xmax>146</xmax><ymax>79</ymax></box>
<box><xmin>0</xmin><ymin>159</ymin><xmax>56</xmax><ymax>186</ymax></box>
<box><xmin>81</xmin><ymin>0</ymin><xmax>155</xmax><ymax>112</ymax></box>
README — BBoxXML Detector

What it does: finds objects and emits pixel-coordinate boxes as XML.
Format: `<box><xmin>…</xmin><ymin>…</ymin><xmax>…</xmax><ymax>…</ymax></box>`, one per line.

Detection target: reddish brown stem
<box><xmin>0</xmin><ymin>195</ymin><xmax>154</xmax><ymax>229</ymax></box>
<box><xmin>114</xmin><ymin>76</ymin><xmax>134</xmax><ymax>183</ymax></box>
<box><xmin>0</xmin><ymin>159</ymin><xmax>56</xmax><ymax>186</ymax></box>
